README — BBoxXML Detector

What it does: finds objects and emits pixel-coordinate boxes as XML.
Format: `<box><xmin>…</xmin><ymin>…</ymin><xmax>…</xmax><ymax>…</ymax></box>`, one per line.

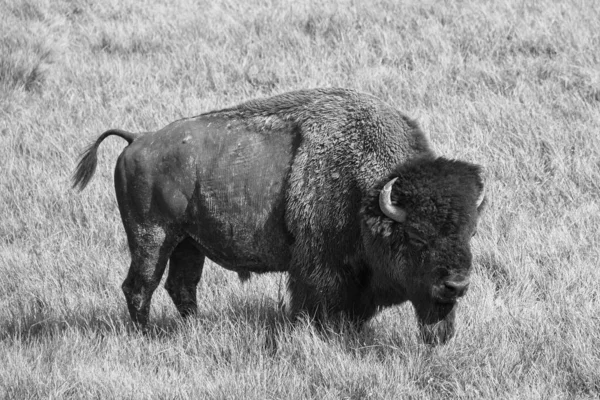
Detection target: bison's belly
<box><xmin>183</xmin><ymin>125</ymin><xmax>295</xmax><ymax>273</ymax></box>
<box><xmin>184</xmin><ymin>191</ymin><xmax>292</xmax><ymax>274</ymax></box>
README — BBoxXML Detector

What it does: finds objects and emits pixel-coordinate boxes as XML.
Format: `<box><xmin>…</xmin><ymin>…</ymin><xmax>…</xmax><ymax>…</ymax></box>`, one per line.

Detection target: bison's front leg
<box><xmin>286</xmin><ymin>266</ymin><xmax>375</xmax><ymax>330</ymax></box>
<box><xmin>165</xmin><ymin>237</ymin><xmax>205</xmax><ymax>318</ymax></box>
<box><xmin>285</xmin><ymin>273</ymin><xmax>324</xmax><ymax>323</ymax></box>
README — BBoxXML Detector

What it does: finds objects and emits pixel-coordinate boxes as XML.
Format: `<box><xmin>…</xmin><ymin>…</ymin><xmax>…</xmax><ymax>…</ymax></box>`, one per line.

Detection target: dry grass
<box><xmin>1</xmin><ymin>0</ymin><xmax>599</xmax><ymax>398</ymax></box>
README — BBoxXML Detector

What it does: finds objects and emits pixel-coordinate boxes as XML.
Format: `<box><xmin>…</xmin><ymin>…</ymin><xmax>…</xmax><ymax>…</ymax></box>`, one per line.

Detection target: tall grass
<box><xmin>1</xmin><ymin>0</ymin><xmax>599</xmax><ymax>398</ymax></box>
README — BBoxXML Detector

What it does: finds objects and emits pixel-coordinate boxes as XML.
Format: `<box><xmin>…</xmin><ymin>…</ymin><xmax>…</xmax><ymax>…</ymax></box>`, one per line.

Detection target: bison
<box><xmin>73</xmin><ymin>88</ymin><xmax>485</xmax><ymax>344</ymax></box>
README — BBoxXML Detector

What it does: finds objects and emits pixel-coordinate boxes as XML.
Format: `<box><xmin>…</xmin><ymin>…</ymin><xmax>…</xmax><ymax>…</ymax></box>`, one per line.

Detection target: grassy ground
<box><xmin>1</xmin><ymin>0</ymin><xmax>599</xmax><ymax>398</ymax></box>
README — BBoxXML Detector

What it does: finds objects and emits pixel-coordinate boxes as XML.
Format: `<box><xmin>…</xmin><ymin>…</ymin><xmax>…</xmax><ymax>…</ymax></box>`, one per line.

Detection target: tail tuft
<box><xmin>72</xmin><ymin>129</ymin><xmax>138</xmax><ymax>191</ymax></box>
<box><xmin>72</xmin><ymin>142</ymin><xmax>100</xmax><ymax>191</ymax></box>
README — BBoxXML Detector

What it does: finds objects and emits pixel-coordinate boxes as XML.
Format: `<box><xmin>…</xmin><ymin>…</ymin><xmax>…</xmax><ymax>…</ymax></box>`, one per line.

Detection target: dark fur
<box><xmin>73</xmin><ymin>88</ymin><xmax>484</xmax><ymax>344</ymax></box>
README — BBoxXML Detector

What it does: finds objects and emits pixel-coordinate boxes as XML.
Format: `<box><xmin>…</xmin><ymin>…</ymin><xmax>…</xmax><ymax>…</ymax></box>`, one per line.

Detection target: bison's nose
<box><xmin>443</xmin><ymin>280</ymin><xmax>470</xmax><ymax>298</ymax></box>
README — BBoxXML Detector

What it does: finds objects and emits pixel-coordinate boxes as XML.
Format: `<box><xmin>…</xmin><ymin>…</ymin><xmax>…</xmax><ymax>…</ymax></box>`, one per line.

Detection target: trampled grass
<box><xmin>1</xmin><ymin>0</ymin><xmax>599</xmax><ymax>398</ymax></box>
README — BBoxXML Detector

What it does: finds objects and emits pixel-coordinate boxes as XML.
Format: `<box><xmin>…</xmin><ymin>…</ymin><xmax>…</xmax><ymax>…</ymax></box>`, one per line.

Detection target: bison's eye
<box><xmin>406</xmin><ymin>229</ymin><xmax>427</xmax><ymax>248</ymax></box>
<box><xmin>471</xmin><ymin>229</ymin><xmax>478</xmax><ymax>238</ymax></box>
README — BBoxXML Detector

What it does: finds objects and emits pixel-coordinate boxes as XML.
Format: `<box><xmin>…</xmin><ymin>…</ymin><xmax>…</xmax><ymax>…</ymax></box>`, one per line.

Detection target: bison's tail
<box><xmin>72</xmin><ymin>129</ymin><xmax>138</xmax><ymax>191</ymax></box>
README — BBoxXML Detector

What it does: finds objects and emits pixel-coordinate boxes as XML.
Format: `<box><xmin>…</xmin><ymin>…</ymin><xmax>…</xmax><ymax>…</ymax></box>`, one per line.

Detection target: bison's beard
<box><xmin>413</xmin><ymin>301</ymin><xmax>457</xmax><ymax>345</ymax></box>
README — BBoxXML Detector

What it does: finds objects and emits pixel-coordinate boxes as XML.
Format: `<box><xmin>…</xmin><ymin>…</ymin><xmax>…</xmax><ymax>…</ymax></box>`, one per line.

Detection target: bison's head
<box><xmin>362</xmin><ymin>157</ymin><xmax>485</xmax><ymax>345</ymax></box>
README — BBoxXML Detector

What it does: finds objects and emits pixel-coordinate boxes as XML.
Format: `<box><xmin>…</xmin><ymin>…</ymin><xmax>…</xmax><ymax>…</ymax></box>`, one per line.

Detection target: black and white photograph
<box><xmin>1</xmin><ymin>0</ymin><xmax>599</xmax><ymax>398</ymax></box>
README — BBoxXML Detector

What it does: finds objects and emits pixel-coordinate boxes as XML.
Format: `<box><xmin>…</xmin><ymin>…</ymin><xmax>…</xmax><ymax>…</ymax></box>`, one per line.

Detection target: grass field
<box><xmin>1</xmin><ymin>0</ymin><xmax>599</xmax><ymax>398</ymax></box>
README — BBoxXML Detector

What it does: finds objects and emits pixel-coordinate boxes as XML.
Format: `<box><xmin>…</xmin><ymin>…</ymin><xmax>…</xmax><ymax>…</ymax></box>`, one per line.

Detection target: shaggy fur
<box><xmin>73</xmin><ymin>88</ymin><xmax>484</xmax><ymax>344</ymax></box>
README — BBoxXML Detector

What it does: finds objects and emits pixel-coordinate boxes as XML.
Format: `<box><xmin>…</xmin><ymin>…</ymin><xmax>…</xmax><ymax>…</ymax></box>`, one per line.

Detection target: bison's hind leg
<box><xmin>165</xmin><ymin>237</ymin><xmax>205</xmax><ymax>318</ymax></box>
<box><xmin>122</xmin><ymin>224</ymin><xmax>178</xmax><ymax>331</ymax></box>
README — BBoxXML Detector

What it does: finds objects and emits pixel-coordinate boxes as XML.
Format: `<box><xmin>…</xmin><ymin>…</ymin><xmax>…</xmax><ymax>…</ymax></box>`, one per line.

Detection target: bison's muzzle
<box><xmin>432</xmin><ymin>278</ymin><xmax>470</xmax><ymax>304</ymax></box>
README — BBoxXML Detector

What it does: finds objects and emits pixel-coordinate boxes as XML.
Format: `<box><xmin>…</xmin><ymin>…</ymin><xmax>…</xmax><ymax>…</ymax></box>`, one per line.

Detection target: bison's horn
<box><xmin>476</xmin><ymin>188</ymin><xmax>485</xmax><ymax>209</ymax></box>
<box><xmin>379</xmin><ymin>177</ymin><xmax>407</xmax><ymax>223</ymax></box>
